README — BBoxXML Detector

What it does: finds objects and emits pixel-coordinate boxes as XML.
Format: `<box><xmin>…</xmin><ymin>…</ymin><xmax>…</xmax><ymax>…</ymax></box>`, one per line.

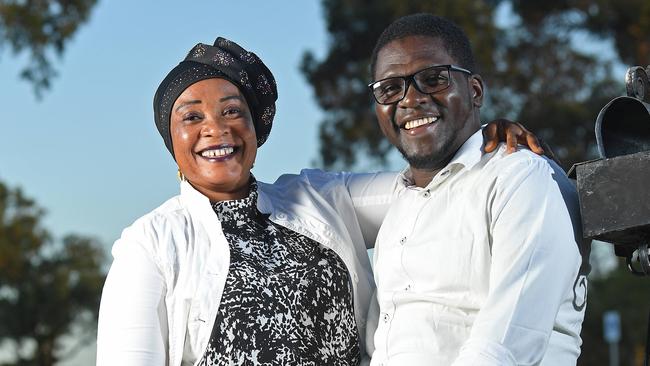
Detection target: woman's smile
<box><xmin>197</xmin><ymin>144</ymin><xmax>238</xmax><ymax>161</ymax></box>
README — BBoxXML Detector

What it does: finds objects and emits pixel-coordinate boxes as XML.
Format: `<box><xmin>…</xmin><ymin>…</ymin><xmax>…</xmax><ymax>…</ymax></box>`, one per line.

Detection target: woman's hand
<box><xmin>483</xmin><ymin>119</ymin><xmax>544</xmax><ymax>155</ymax></box>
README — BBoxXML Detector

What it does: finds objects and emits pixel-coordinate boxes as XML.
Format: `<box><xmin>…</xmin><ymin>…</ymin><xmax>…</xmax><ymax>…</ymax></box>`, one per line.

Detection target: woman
<box><xmin>96</xmin><ymin>37</ymin><xmax>542</xmax><ymax>366</ymax></box>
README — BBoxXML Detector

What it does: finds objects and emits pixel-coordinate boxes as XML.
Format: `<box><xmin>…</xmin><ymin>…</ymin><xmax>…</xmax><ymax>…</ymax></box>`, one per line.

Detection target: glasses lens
<box><xmin>414</xmin><ymin>66</ymin><xmax>450</xmax><ymax>94</ymax></box>
<box><xmin>373</xmin><ymin>78</ymin><xmax>406</xmax><ymax>104</ymax></box>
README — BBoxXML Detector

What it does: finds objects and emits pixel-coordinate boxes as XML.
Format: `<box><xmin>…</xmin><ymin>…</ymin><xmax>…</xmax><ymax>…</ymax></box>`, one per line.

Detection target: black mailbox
<box><xmin>569</xmin><ymin>66</ymin><xmax>650</xmax><ymax>274</ymax></box>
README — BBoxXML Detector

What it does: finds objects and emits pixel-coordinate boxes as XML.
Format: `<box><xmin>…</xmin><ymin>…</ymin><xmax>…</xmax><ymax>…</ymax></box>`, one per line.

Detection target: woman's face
<box><xmin>171</xmin><ymin>78</ymin><xmax>257</xmax><ymax>202</ymax></box>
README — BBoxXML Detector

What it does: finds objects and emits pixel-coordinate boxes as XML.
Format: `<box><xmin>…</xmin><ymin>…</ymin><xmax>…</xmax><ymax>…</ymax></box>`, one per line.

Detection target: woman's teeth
<box><xmin>404</xmin><ymin>116</ymin><xmax>438</xmax><ymax>130</ymax></box>
<box><xmin>200</xmin><ymin>147</ymin><xmax>234</xmax><ymax>158</ymax></box>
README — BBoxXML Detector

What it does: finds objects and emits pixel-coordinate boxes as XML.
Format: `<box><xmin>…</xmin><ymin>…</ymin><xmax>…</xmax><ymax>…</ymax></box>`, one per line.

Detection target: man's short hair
<box><xmin>370</xmin><ymin>13</ymin><xmax>477</xmax><ymax>79</ymax></box>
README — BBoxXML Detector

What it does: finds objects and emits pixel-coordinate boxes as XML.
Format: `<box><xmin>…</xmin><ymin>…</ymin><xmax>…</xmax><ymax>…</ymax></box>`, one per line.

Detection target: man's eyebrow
<box><xmin>175</xmin><ymin>100</ymin><xmax>201</xmax><ymax>112</ymax></box>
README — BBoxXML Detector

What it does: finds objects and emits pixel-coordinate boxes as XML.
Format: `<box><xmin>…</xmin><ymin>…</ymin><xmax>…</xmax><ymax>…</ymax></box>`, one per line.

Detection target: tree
<box><xmin>482</xmin><ymin>7</ymin><xmax>620</xmax><ymax>168</ymax></box>
<box><xmin>0</xmin><ymin>0</ymin><xmax>99</xmax><ymax>97</ymax></box>
<box><xmin>510</xmin><ymin>0</ymin><xmax>650</xmax><ymax>66</ymax></box>
<box><xmin>0</xmin><ymin>181</ymin><xmax>105</xmax><ymax>366</ymax></box>
<box><xmin>302</xmin><ymin>0</ymin><xmax>621</xmax><ymax>171</ymax></box>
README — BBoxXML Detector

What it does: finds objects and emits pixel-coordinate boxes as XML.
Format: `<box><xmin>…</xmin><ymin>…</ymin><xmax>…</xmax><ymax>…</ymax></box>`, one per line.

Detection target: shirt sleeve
<box><xmin>343</xmin><ymin>171</ymin><xmax>398</xmax><ymax>248</ymax></box>
<box><xmin>452</xmin><ymin>156</ymin><xmax>582</xmax><ymax>366</ymax></box>
<box><xmin>96</xmin><ymin>226</ymin><xmax>169</xmax><ymax>366</ymax></box>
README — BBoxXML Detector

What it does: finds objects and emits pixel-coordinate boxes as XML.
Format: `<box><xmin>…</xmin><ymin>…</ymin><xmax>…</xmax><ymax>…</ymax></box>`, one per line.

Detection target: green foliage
<box><xmin>483</xmin><ymin>17</ymin><xmax>620</xmax><ymax>168</ymax></box>
<box><xmin>511</xmin><ymin>0</ymin><xmax>650</xmax><ymax>66</ymax></box>
<box><xmin>303</xmin><ymin>0</ymin><xmax>627</xmax><ymax>170</ymax></box>
<box><xmin>0</xmin><ymin>0</ymin><xmax>99</xmax><ymax>97</ymax></box>
<box><xmin>0</xmin><ymin>181</ymin><xmax>105</xmax><ymax>366</ymax></box>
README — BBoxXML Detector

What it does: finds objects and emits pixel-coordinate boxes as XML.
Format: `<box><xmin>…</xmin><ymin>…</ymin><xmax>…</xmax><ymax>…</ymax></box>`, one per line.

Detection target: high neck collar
<box><xmin>211</xmin><ymin>177</ymin><xmax>259</xmax><ymax>221</ymax></box>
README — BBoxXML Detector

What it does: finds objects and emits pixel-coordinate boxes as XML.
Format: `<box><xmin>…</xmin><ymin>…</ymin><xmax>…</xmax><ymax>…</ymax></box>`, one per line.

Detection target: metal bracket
<box><xmin>627</xmin><ymin>243</ymin><xmax>650</xmax><ymax>276</ymax></box>
<box><xmin>625</xmin><ymin>65</ymin><xmax>650</xmax><ymax>103</ymax></box>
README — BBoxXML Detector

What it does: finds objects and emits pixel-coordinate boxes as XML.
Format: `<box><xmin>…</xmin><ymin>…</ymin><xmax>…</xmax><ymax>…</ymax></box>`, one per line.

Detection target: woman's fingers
<box><xmin>482</xmin><ymin>122</ymin><xmax>499</xmax><ymax>153</ymax></box>
<box><xmin>524</xmin><ymin>132</ymin><xmax>544</xmax><ymax>155</ymax></box>
<box><xmin>483</xmin><ymin>119</ymin><xmax>545</xmax><ymax>155</ymax></box>
<box><xmin>505</xmin><ymin>127</ymin><xmax>519</xmax><ymax>154</ymax></box>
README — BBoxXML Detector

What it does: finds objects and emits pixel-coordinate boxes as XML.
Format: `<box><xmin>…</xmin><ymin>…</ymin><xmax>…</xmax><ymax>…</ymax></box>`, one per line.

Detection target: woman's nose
<box><xmin>200</xmin><ymin>115</ymin><xmax>230</xmax><ymax>136</ymax></box>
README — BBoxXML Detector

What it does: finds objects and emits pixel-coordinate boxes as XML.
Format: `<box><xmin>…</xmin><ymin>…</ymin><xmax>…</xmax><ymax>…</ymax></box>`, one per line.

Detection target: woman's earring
<box><xmin>177</xmin><ymin>169</ymin><xmax>185</xmax><ymax>181</ymax></box>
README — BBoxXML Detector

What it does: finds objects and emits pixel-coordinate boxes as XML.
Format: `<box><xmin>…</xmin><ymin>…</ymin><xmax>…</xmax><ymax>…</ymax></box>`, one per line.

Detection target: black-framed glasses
<box><xmin>368</xmin><ymin>64</ymin><xmax>472</xmax><ymax>105</ymax></box>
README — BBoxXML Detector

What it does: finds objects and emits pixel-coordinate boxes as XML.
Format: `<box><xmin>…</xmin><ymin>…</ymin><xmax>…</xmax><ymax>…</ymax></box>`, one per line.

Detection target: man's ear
<box><xmin>470</xmin><ymin>74</ymin><xmax>484</xmax><ymax>108</ymax></box>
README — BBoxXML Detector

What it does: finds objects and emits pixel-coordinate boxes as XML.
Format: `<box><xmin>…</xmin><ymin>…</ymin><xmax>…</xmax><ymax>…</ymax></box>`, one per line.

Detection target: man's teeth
<box><xmin>404</xmin><ymin>117</ymin><xmax>438</xmax><ymax>130</ymax></box>
<box><xmin>201</xmin><ymin>147</ymin><xmax>234</xmax><ymax>158</ymax></box>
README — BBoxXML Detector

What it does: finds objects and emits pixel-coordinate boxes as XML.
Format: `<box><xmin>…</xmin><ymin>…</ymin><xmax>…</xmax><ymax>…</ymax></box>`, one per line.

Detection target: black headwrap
<box><xmin>153</xmin><ymin>37</ymin><xmax>278</xmax><ymax>158</ymax></box>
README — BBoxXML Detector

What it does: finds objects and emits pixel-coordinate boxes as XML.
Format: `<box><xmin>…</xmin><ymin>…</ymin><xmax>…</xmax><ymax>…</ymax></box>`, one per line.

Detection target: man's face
<box><xmin>373</xmin><ymin>35</ymin><xmax>483</xmax><ymax>172</ymax></box>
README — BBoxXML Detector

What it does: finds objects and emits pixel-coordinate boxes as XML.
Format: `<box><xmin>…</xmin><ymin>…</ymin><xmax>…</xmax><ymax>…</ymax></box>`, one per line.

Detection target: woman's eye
<box><xmin>223</xmin><ymin>107</ymin><xmax>242</xmax><ymax>116</ymax></box>
<box><xmin>182</xmin><ymin>113</ymin><xmax>203</xmax><ymax>122</ymax></box>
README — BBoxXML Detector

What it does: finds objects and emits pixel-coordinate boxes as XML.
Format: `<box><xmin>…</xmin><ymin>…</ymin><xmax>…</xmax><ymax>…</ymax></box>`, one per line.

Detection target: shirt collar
<box><xmin>180</xmin><ymin>175</ymin><xmax>260</xmax><ymax>218</ymax></box>
<box><xmin>447</xmin><ymin>128</ymin><xmax>484</xmax><ymax>170</ymax></box>
<box><xmin>398</xmin><ymin>128</ymin><xmax>484</xmax><ymax>187</ymax></box>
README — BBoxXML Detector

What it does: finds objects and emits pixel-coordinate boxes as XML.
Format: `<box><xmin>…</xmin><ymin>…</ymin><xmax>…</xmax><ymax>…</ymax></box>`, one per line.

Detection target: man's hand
<box><xmin>483</xmin><ymin>119</ymin><xmax>544</xmax><ymax>155</ymax></box>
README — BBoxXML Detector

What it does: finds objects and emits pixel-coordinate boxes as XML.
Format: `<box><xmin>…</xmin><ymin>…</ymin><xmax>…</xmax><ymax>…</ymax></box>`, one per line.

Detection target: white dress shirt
<box><xmin>96</xmin><ymin>169</ymin><xmax>398</xmax><ymax>366</ymax></box>
<box><xmin>370</xmin><ymin>130</ymin><xmax>587</xmax><ymax>366</ymax></box>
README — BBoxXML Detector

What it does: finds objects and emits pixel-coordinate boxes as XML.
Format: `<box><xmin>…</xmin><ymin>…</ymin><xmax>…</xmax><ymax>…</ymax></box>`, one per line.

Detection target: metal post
<box><xmin>609</xmin><ymin>341</ymin><xmax>619</xmax><ymax>366</ymax></box>
<box><xmin>643</xmin><ymin>308</ymin><xmax>650</xmax><ymax>366</ymax></box>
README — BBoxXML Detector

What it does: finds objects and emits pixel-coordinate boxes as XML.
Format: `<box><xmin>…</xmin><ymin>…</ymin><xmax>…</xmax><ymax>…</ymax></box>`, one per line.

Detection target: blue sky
<box><xmin>0</xmin><ymin>1</ymin><xmax>334</xmax><ymax>253</ymax></box>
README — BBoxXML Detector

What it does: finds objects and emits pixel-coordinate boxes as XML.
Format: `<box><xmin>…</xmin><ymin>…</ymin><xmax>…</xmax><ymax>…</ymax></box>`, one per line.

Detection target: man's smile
<box><xmin>403</xmin><ymin>116</ymin><xmax>438</xmax><ymax>130</ymax></box>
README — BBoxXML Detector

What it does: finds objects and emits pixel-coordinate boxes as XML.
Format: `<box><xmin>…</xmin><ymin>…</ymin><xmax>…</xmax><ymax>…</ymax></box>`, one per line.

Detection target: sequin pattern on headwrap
<box><xmin>153</xmin><ymin>37</ymin><xmax>278</xmax><ymax>158</ymax></box>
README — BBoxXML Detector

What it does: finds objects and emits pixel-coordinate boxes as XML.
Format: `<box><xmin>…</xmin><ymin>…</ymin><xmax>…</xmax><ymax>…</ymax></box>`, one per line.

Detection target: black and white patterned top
<box><xmin>198</xmin><ymin>179</ymin><xmax>360</xmax><ymax>366</ymax></box>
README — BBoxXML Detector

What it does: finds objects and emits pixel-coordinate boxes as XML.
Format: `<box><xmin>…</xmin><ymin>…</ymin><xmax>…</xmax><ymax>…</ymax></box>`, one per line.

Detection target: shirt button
<box><xmin>405</xmin><ymin>284</ymin><xmax>412</xmax><ymax>291</ymax></box>
<box><xmin>383</xmin><ymin>313</ymin><xmax>390</xmax><ymax>323</ymax></box>
<box><xmin>399</xmin><ymin>236</ymin><xmax>407</xmax><ymax>245</ymax></box>
<box><xmin>422</xmin><ymin>190</ymin><xmax>430</xmax><ymax>198</ymax></box>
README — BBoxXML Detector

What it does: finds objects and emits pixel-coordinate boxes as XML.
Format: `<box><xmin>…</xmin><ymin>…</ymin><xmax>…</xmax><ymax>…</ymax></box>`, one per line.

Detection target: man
<box><xmin>367</xmin><ymin>14</ymin><xmax>589</xmax><ymax>365</ymax></box>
